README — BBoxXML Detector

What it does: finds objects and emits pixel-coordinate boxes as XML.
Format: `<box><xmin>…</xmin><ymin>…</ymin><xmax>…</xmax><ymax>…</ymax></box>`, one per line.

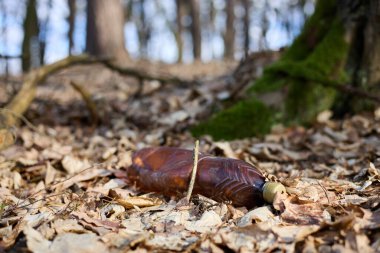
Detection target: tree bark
<box><xmin>362</xmin><ymin>0</ymin><xmax>380</xmax><ymax>86</ymax></box>
<box><xmin>22</xmin><ymin>0</ymin><xmax>40</xmax><ymax>72</ymax></box>
<box><xmin>175</xmin><ymin>0</ymin><xmax>184</xmax><ymax>62</ymax></box>
<box><xmin>242</xmin><ymin>0</ymin><xmax>250</xmax><ymax>57</ymax></box>
<box><xmin>189</xmin><ymin>0</ymin><xmax>201</xmax><ymax>60</ymax></box>
<box><xmin>68</xmin><ymin>0</ymin><xmax>76</xmax><ymax>55</ymax></box>
<box><xmin>86</xmin><ymin>0</ymin><xmax>128</xmax><ymax>60</ymax></box>
<box><xmin>137</xmin><ymin>0</ymin><xmax>151</xmax><ymax>57</ymax></box>
<box><xmin>224</xmin><ymin>0</ymin><xmax>235</xmax><ymax>59</ymax></box>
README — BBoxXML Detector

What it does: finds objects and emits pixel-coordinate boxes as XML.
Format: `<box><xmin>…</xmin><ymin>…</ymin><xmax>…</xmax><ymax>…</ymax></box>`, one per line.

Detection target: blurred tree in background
<box><xmin>193</xmin><ymin>0</ymin><xmax>380</xmax><ymax>140</ymax></box>
<box><xmin>21</xmin><ymin>0</ymin><xmax>40</xmax><ymax>71</ymax></box>
<box><xmin>86</xmin><ymin>0</ymin><xmax>129</xmax><ymax>60</ymax></box>
<box><xmin>0</xmin><ymin>0</ymin><xmax>314</xmax><ymax>73</ymax></box>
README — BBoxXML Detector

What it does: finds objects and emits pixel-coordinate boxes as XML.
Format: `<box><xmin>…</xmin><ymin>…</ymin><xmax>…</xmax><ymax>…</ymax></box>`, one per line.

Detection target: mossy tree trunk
<box><xmin>193</xmin><ymin>0</ymin><xmax>380</xmax><ymax>140</ymax></box>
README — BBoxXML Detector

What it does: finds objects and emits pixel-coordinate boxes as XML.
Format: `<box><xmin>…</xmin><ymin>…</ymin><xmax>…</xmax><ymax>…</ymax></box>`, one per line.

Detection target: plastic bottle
<box><xmin>126</xmin><ymin>147</ymin><xmax>286</xmax><ymax>208</ymax></box>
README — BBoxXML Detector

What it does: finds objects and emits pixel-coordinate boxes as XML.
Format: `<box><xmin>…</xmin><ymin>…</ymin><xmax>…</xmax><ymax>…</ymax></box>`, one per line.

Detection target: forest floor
<box><xmin>0</xmin><ymin>58</ymin><xmax>380</xmax><ymax>252</ymax></box>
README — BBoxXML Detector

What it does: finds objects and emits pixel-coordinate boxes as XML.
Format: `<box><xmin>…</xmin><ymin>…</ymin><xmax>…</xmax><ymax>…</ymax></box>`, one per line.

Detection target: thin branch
<box><xmin>186</xmin><ymin>139</ymin><xmax>200</xmax><ymax>202</ymax></box>
<box><xmin>69</xmin><ymin>81</ymin><xmax>99</xmax><ymax>125</ymax></box>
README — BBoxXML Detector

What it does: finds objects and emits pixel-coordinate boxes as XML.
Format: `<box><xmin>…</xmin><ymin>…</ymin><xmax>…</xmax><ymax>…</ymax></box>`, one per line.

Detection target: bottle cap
<box><xmin>262</xmin><ymin>182</ymin><xmax>286</xmax><ymax>203</ymax></box>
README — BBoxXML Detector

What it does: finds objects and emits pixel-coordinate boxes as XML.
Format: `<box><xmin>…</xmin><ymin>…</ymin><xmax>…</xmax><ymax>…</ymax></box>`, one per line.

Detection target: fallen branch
<box><xmin>186</xmin><ymin>140</ymin><xmax>200</xmax><ymax>202</ymax></box>
<box><xmin>3</xmin><ymin>55</ymin><xmax>99</xmax><ymax>126</ymax></box>
<box><xmin>3</xmin><ymin>55</ymin><xmax>200</xmax><ymax>126</ymax></box>
<box><xmin>103</xmin><ymin>61</ymin><xmax>195</xmax><ymax>86</ymax></box>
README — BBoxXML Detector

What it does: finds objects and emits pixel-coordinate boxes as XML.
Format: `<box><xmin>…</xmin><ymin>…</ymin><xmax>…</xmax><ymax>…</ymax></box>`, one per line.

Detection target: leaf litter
<box><xmin>0</xmin><ymin>65</ymin><xmax>380</xmax><ymax>252</ymax></box>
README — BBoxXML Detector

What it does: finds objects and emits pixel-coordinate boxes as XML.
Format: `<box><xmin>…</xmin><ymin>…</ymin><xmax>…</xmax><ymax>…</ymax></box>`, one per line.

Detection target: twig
<box><xmin>186</xmin><ymin>140</ymin><xmax>200</xmax><ymax>202</ymax></box>
<box><xmin>69</xmin><ymin>81</ymin><xmax>99</xmax><ymax>125</ymax></box>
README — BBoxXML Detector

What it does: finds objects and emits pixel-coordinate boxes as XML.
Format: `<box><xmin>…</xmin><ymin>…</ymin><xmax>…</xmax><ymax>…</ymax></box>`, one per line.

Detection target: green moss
<box><xmin>250</xmin><ymin>14</ymin><xmax>349</xmax><ymax>124</ymax></box>
<box><xmin>281</xmin><ymin>0</ymin><xmax>337</xmax><ymax>62</ymax></box>
<box><xmin>192</xmin><ymin>98</ymin><xmax>276</xmax><ymax>140</ymax></box>
<box><xmin>192</xmin><ymin>0</ymin><xmax>352</xmax><ymax>140</ymax></box>
<box><xmin>285</xmin><ymin>80</ymin><xmax>336</xmax><ymax>124</ymax></box>
<box><xmin>252</xmin><ymin>20</ymin><xmax>347</xmax><ymax>87</ymax></box>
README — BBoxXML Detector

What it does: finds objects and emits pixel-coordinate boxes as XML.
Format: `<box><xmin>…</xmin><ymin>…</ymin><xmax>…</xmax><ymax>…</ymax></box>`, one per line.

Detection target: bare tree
<box><xmin>86</xmin><ymin>0</ymin><xmax>128</xmax><ymax>60</ymax></box>
<box><xmin>67</xmin><ymin>0</ymin><xmax>76</xmax><ymax>55</ymax></box>
<box><xmin>0</xmin><ymin>0</ymin><xmax>9</xmax><ymax>75</ymax></box>
<box><xmin>362</xmin><ymin>0</ymin><xmax>380</xmax><ymax>86</ymax></box>
<box><xmin>189</xmin><ymin>0</ymin><xmax>201</xmax><ymax>60</ymax></box>
<box><xmin>136</xmin><ymin>0</ymin><xmax>151</xmax><ymax>57</ymax></box>
<box><xmin>22</xmin><ymin>0</ymin><xmax>40</xmax><ymax>72</ymax></box>
<box><xmin>242</xmin><ymin>0</ymin><xmax>250</xmax><ymax>56</ymax></box>
<box><xmin>175</xmin><ymin>0</ymin><xmax>185</xmax><ymax>62</ymax></box>
<box><xmin>39</xmin><ymin>0</ymin><xmax>53</xmax><ymax>65</ymax></box>
<box><xmin>224</xmin><ymin>0</ymin><xmax>235</xmax><ymax>59</ymax></box>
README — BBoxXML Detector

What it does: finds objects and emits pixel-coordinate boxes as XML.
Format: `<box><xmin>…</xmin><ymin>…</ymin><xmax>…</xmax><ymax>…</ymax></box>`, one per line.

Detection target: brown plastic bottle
<box><xmin>126</xmin><ymin>147</ymin><xmax>285</xmax><ymax>208</ymax></box>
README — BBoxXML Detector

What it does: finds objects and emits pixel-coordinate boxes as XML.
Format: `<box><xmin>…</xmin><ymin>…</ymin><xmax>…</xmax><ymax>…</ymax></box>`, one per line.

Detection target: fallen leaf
<box><xmin>116</xmin><ymin>196</ymin><xmax>163</xmax><ymax>209</ymax></box>
<box><xmin>271</xmin><ymin>225</ymin><xmax>320</xmax><ymax>243</ymax></box>
<box><xmin>277</xmin><ymin>196</ymin><xmax>331</xmax><ymax>225</ymax></box>
<box><xmin>49</xmin><ymin>232</ymin><xmax>108</xmax><ymax>253</ymax></box>
<box><xmin>185</xmin><ymin>210</ymin><xmax>222</xmax><ymax>233</ymax></box>
<box><xmin>71</xmin><ymin>211</ymin><xmax>121</xmax><ymax>232</ymax></box>
<box><xmin>237</xmin><ymin>206</ymin><xmax>275</xmax><ymax>227</ymax></box>
<box><xmin>24</xmin><ymin>225</ymin><xmax>51</xmax><ymax>253</ymax></box>
<box><xmin>61</xmin><ymin>155</ymin><xmax>91</xmax><ymax>175</ymax></box>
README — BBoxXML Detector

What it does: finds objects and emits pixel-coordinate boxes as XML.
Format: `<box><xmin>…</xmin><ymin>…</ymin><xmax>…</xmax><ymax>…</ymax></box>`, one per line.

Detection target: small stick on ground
<box><xmin>69</xmin><ymin>81</ymin><xmax>99</xmax><ymax>125</ymax></box>
<box><xmin>186</xmin><ymin>140</ymin><xmax>200</xmax><ymax>202</ymax></box>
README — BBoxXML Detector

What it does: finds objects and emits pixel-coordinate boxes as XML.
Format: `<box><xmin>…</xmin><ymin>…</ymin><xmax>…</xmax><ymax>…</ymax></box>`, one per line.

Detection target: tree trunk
<box><xmin>175</xmin><ymin>0</ymin><xmax>184</xmax><ymax>62</ymax></box>
<box><xmin>39</xmin><ymin>0</ymin><xmax>52</xmax><ymax>66</ymax></box>
<box><xmin>86</xmin><ymin>0</ymin><xmax>128</xmax><ymax>60</ymax></box>
<box><xmin>137</xmin><ymin>0</ymin><xmax>151</xmax><ymax>57</ymax></box>
<box><xmin>193</xmin><ymin>0</ymin><xmax>380</xmax><ymax>140</ymax></box>
<box><xmin>242</xmin><ymin>0</ymin><xmax>250</xmax><ymax>57</ymax></box>
<box><xmin>22</xmin><ymin>0</ymin><xmax>40</xmax><ymax>72</ymax></box>
<box><xmin>68</xmin><ymin>0</ymin><xmax>76</xmax><ymax>55</ymax></box>
<box><xmin>189</xmin><ymin>0</ymin><xmax>201</xmax><ymax>60</ymax></box>
<box><xmin>362</xmin><ymin>0</ymin><xmax>380</xmax><ymax>86</ymax></box>
<box><xmin>224</xmin><ymin>0</ymin><xmax>235</xmax><ymax>60</ymax></box>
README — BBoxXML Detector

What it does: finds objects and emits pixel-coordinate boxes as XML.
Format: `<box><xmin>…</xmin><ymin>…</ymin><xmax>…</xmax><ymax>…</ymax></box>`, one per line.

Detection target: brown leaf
<box><xmin>116</xmin><ymin>196</ymin><xmax>163</xmax><ymax>209</ymax></box>
<box><xmin>71</xmin><ymin>211</ymin><xmax>121</xmax><ymax>232</ymax></box>
<box><xmin>277</xmin><ymin>196</ymin><xmax>331</xmax><ymax>225</ymax></box>
<box><xmin>0</xmin><ymin>128</ymin><xmax>15</xmax><ymax>151</ymax></box>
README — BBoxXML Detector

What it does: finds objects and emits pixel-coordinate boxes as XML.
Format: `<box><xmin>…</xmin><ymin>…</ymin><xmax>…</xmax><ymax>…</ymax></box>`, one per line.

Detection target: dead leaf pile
<box><xmin>1</xmin><ymin>65</ymin><xmax>380</xmax><ymax>252</ymax></box>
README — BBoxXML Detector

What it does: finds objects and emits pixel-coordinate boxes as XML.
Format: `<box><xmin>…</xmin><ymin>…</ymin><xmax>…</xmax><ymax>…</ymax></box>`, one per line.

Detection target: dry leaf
<box><xmin>237</xmin><ymin>206</ymin><xmax>275</xmax><ymax>227</ymax></box>
<box><xmin>185</xmin><ymin>210</ymin><xmax>222</xmax><ymax>233</ymax></box>
<box><xmin>116</xmin><ymin>196</ymin><xmax>163</xmax><ymax>209</ymax></box>
<box><xmin>271</xmin><ymin>225</ymin><xmax>320</xmax><ymax>243</ymax></box>
<box><xmin>61</xmin><ymin>155</ymin><xmax>91</xmax><ymax>175</ymax></box>
<box><xmin>51</xmin><ymin>219</ymin><xmax>86</xmax><ymax>234</ymax></box>
<box><xmin>277</xmin><ymin>196</ymin><xmax>331</xmax><ymax>225</ymax></box>
<box><xmin>24</xmin><ymin>225</ymin><xmax>51</xmax><ymax>253</ymax></box>
<box><xmin>213</xmin><ymin>141</ymin><xmax>238</xmax><ymax>159</ymax></box>
<box><xmin>71</xmin><ymin>211</ymin><xmax>121</xmax><ymax>232</ymax></box>
<box><xmin>49</xmin><ymin>233</ymin><xmax>108</xmax><ymax>253</ymax></box>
